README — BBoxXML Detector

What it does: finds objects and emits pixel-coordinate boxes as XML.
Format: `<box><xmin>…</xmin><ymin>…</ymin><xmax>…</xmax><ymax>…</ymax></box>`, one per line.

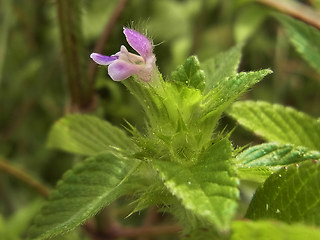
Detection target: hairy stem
<box><xmin>258</xmin><ymin>0</ymin><xmax>320</xmax><ymax>29</ymax></box>
<box><xmin>139</xmin><ymin>207</ymin><xmax>159</xmax><ymax>240</ymax></box>
<box><xmin>0</xmin><ymin>0</ymin><xmax>12</xmax><ymax>84</ymax></box>
<box><xmin>0</xmin><ymin>158</ymin><xmax>50</xmax><ymax>198</ymax></box>
<box><xmin>56</xmin><ymin>0</ymin><xmax>93</xmax><ymax>112</ymax></box>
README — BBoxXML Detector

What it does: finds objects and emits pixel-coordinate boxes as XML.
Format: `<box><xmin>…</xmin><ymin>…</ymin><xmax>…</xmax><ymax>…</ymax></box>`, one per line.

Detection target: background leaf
<box><xmin>233</xmin><ymin>4</ymin><xmax>268</xmax><ymax>43</ymax></box>
<box><xmin>232</xmin><ymin>220</ymin><xmax>320</xmax><ymax>240</ymax></box>
<box><xmin>28</xmin><ymin>152</ymin><xmax>139</xmax><ymax>240</ymax></box>
<box><xmin>275</xmin><ymin>13</ymin><xmax>320</xmax><ymax>73</ymax></box>
<box><xmin>47</xmin><ymin>114</ymin><xmax>137</xmax><ymax>156</ymax></box>
<box><xmin>0</xmin><ymin>201</ymin><xmax>41</xmax><ymax>240</ymax></box>
<box><xmin>153</xmin><ymin>138</ymin><xmax>239</xmax><ymax>231</ymax></box>
<box><xmin>246</xmin><ymin>160</ymin><xmax>320</xmax><ymax>226</ymax></box>
<box><xmin>228</xmin><ymin>101</ymin><xmax>320</xmax><ymax>150</ymax></box>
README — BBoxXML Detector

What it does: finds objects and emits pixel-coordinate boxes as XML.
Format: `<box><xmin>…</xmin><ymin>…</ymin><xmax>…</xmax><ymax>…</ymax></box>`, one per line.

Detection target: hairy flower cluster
<box><xmin>90</xmin><ymin>28</ymin><xmax>156</xmax><ymax>82</ymax></box>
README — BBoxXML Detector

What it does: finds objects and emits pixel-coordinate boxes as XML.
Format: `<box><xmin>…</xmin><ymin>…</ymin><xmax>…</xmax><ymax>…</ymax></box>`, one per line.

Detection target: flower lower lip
<box><xmin>90</xmin><ymin>53</ymin><xmax>119</xmax><ymax>65</ymax></box>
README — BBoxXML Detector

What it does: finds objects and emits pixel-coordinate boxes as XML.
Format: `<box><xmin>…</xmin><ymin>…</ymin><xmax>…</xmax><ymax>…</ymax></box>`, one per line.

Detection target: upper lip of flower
<box><xmin>90</xmin><ymin>28</ymin><xmax>155</xmax><ymax>82</ymax></box>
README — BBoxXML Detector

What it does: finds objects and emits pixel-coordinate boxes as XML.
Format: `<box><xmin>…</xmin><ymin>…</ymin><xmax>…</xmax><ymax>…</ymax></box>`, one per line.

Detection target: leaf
<box><xmin>201</xmin><ymin>70</ymin><xmax>272</xmax><ymax>123</ymax></box>
<box><xmin>234</xmin><ymin>4</ymin><xmax>268</xmax><ymax>43</ymax></box>
<box><xmin>0</xmin><ymin>201</ymin><xmax>41</xmax><ymax>240</ymax></box>
<box><xmin>228</xmin><ymin>101</ymin><xmax>320</xmax><ymax>151</ymax></box>
<box><xmin>202</xmin><ymin>44</ymin><xmax>243</xmax><ymax>93</ymax></box>
<box><xmin>237</xmin><ymin>142</ymin><xmax>320</xmax><ymax>182</ymax></box>
<box><xmin>246</xmin><ymin>160</ymin><xmax>320</xmax><ymax>226</ymax></box>
<box><xmin>47</xmin><ymin>114</ymin><xmax>137</xmax><ymax>156</ymax></box>
<box><xmin>275</xmin><ymin>13</ymin><xmax>320</xmax><ymax>73</ymax></box>
<box><xmin>171</xmin><ymin>56</ymin><xmax>206</xmax><ymax>92</ymax></box>
<box><xmin>28</xmin><ymin>152</ymin><xmax>139</xmax><ymax>240</ymax></box>
<box><xmin>153</xmin><ymin>138</ymin><xmax>239</xmax><ymax>231</ymax></box>
<box><xmin>237</xmin><ymin>167</ymin><xmax>273</xmax><ymax>183</ymax></box>
<box><xmin>237</xmin><ymin>142</ymin><xmax>320</xmax><ymax>167</ymax></box>
<box><xmin>232</xmin><ymin>220</ymin><xmax>320</xmax><ymax>240</ymax></box>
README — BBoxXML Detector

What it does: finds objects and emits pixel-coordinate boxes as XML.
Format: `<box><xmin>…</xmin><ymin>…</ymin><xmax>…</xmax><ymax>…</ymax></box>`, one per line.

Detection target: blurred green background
<box><xmin>1</xmin><ymin>0</ymin><xmax>320</xmax><ymax>238</ymax></box>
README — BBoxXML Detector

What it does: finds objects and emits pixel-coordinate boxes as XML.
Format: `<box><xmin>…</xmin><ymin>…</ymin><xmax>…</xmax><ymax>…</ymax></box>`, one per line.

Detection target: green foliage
<box><xmin>232</xmin><ymin>220</ymin><xmax>320</xmax><ymax>240</ymax></box>
<box><xmin>37</xmin><ymin>49</ymin><xmax>272</xmax><ymax>238</ymax></box>
<box><xmin>201</xmin><ymin>70</ymin><xmax>272</xmax><ymax>124</ymax></box>
<box><xmin>228</xmin><ymin>101</ymin><xmax>320</xmax><ymax>150</ymax></box>
<box><xmin>28</xmin><ymin>153</ymin><xmax>140</xmax><ymax>240</ymax></box>
<box><xmin>153</xmin><ymin>138</ymin><xmax>239</xmax><ymax>231</ymax></box>
<box><xmin>237</xmin><ymin>142</ymin><xmax>320</xmax><ymax>167</ymax></box>
<box><xmin>236</xmin><ymin>142</ymin><xmax>320</xmax><ymax>182</ymax></box>
<box><xmin>275</xmin><ymin>13</ymin><xmax>320</xmax><ymax>73</ymax></box>
<box><xmin>124</xmin><ymin>58</ymin><xmax>270</xmax><ymax>165</ymax></box>
<box><xmin>236</xmin><ymin>143</ymin><xmax>320</xmax><ymax>167</ymax></box>
<box><xmin>237</xmin><ymin>167</ymin><xmax>273</xmax><ymax>183</ymax></box>
<box><xmin>171</xmin><ymin>56</ymin><xmax>206</xmax><ymax>92</ymax></box>
<box><xmin>47</xmin><ymin>114</ymin><xmax>137</xmax><ymax>156</ymax></box>
<box><xmin>246</xmin><ymin>160</ymin><xmax>320</xmax><ymax>226</ymax></box>
<box><xmin>5</xmin><ymin>1</ymin><xmax>320</xmax><ymax>240</ymax></box>
<box><xmin>202</xmin><ymin>44</ymin><xmax>243</xmax><ymax>93</ymax></box>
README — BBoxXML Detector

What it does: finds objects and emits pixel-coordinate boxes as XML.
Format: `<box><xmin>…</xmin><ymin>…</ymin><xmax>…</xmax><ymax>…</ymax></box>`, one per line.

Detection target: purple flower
<box><xmin>90</xmin><ymin>28</ymin><xmax>156</xmax><ymax>82</ymax></box>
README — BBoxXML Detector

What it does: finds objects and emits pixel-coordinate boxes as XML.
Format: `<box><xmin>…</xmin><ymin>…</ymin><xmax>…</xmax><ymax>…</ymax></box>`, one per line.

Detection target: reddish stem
<box><xmin>258</xmin><ymin>0</ymin><xmax>320</xmax><ymax>29</ymax></box>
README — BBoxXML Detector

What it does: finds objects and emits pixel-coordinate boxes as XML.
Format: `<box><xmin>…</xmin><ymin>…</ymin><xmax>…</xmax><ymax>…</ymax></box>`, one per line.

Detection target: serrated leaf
<box><xmin>237</xmin><ymin>142</ymin><xmax>320</xmax><ymax>167</ymax></box>
<box><xmin>232</xmin><ymin>220</ymin><xmax>320</xmax><ymax>240</ymax></box>
<box><xmin>171</xmin><ymin>56</ymin><xmax>205</xmax><ymax>92</ymax></box>
<box><xmin>237</xmin><ymin>167</ymin><xmax>273</xmax><ymax>183</ymax></box>
<box><xmin>228</xmin><ymin>101</ymin><xmax>320</xmax><ymax>151</ymax></box>
<box><xmin>237</xmin><ymin>142</ymin><xmax>320</xmax><ymax>182</ymax></box>
<box><xmin>201</xmin><ymin>70</ymin><xmax>272</xmax><ymax>122</ymax></box>
<box><xmin>47</xmin><ymin>114</ymin><xmax>136</xmax><ymax>156</ymax></box>
<box><xmin>28</xmin><ymin>152</ymin><xmax>139</xmax><ymax>240</ymax></box>
<box><xmin>202</xmin><ymin>44</ymin><xmax>243</xmax><ymax>93</ymax></box>
<box><xmin>275</xmin><ymin>13</ymin><xmax>320</xmax><ymax>73</ymax></box>
<box><xmin>153</xmin><ymin>138</ymin><xmax>239</xmax><ymax>231</ymax></box>
<box><xmin>246</xmin><ymin>160</ymin><xmax>320</xmax><ymax>226</ymax></box>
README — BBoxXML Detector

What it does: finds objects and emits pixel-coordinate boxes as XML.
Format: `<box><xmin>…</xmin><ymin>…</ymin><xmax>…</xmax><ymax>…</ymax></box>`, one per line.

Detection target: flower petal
<box><xmin>90</xmin><ymin>53</ymin><xmax>118</xmax><ymax>65</ymax></box>
<box><xmin>108</xmin><ymin>60</ymin><xmax>140</xmax><ymax>81</ymax></box>
<box><xmin>123</xmin><ymin>28</ymin><xmax>152</xmax><ymax>60</ymax></box>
